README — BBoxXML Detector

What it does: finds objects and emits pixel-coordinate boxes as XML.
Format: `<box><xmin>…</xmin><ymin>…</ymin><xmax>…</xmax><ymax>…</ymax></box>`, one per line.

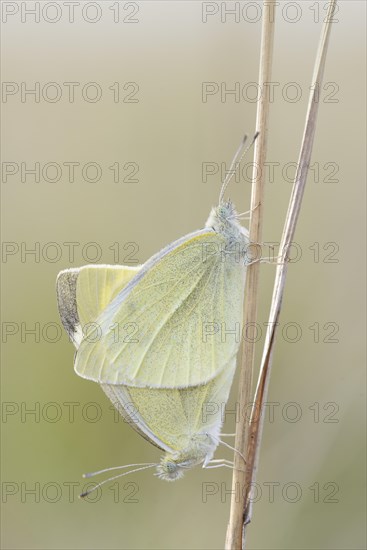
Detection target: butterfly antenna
<box><xmin>80</xmin><ymin>463</ymin><xmax>157</xmax><ymax>498</ymax></box>
<box><xmin>219</xmin><ymin>131</ymin><xmax>260</xmax><ymax>205</ymax></box>
<box><xmin>83</xmin><ymin>462</ymin><xmax>156</xmax><ymax>478</ymax></box>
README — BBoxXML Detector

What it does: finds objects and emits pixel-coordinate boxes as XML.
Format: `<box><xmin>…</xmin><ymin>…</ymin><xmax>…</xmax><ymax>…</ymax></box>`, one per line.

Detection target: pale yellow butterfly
<box><xmin>56</xmin><ymin>135</ymin><xmax>256</xmax><ymax>489</ymax></box>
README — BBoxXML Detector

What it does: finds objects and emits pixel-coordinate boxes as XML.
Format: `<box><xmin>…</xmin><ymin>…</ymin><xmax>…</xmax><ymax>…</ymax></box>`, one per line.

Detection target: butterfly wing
<box><xmin>102</xmin><ymin>356</ymin><xmax>236</xmax><ymax>456</ymax></box>
<box><xmin>56</xmin><ymin>264</ymin><xmax>141</xmax><ymax>348</ymax></box>
<box><xmin>74</xmin><ymin>229</ymin><xmax>247</xmax><ymax>388</ymax></box>
<box><xmin>100</xmin><ymin>383</ymin><xmax>172</xmax><ymax>452</ymax></box>
<box><xmin>56</xmin><ymin>268</ymin><xmax>82</xmax><ymax>347</ymax></box>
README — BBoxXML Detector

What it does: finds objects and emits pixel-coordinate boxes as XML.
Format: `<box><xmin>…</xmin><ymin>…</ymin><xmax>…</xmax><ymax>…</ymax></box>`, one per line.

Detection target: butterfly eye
<box><xmin>166</xmin><ymin>462</ymin><xmax>177</xmax><ymax>473</ymax></box>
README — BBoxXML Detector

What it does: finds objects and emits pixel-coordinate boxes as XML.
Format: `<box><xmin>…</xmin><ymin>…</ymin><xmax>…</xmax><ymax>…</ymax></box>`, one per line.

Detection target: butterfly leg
<box><xmin>246</xmin><ymin>256</ymin><xmax>286</xmax><ymax>267</ymax></box>
<box><xmin>204</xmin><ymin>461</ymin><xmax>234</xmax><ymax>470</ymax></box>
<box><xmin>207</xmin><ymin>458</ymin><xmax>234</xmax><ymax>465</ymax></box>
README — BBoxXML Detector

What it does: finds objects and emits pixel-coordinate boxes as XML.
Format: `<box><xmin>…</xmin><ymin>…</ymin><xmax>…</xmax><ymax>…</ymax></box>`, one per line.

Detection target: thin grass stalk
<box><xmin>225</xmin><ymin>2</ymin><xmax>276</xmax><ymax>548</ymax></box>
<box><xmin>242</xmin><ymin>0</ymin><xmax>337</xmax><ymax>543</ymax></box>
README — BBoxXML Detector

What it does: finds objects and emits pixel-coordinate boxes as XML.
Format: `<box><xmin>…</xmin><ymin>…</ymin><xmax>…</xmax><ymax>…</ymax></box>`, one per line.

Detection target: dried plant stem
<box><xmin>225</xmin><ymin>2</ymin><xmax>276</xmax><ymax>549</ymax></box>
<box><xmin>242</xmin><ymin>0</ymin><xmax>337</xmax><ymax>543</ymax></box>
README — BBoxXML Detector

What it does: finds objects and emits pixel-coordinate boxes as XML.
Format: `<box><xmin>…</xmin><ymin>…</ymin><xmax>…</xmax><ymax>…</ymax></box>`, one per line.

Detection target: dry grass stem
<box><xmin>242</xmin><ymin>0</ymin><xmax>337</xmax><ymax>545</ymax></box>
<box><xmin>225</xmin><ymin>2</ymin><xmax>276</xmax><ymax>548</ymax></box>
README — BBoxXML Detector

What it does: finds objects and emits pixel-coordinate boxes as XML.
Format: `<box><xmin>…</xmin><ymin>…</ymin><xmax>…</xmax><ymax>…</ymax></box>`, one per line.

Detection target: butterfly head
<box><xmin>206</xmin><ymin>200</ymin><xmax>247</xmax><ymax>244</ymax></box>
<box><xmin>206</xmin><ymin>200</ymin><xmax>234</xmax><ymax>228</ymax></box>
<box><xmin>156</xmin><ymin>435</ymin><xmax>217</xmax><ymax>481</ymax></box>
<box><xmin>156</xmin><ymin>455</ymin><xmax>186</xmax><ymax>481</ymax></box>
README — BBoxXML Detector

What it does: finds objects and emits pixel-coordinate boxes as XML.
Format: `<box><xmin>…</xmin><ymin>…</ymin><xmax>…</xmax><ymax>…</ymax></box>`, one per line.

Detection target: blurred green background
<box><xmin>1</xmin><ymin>1</ymin><xmax>366</xmax><ymax>549</ymax></box>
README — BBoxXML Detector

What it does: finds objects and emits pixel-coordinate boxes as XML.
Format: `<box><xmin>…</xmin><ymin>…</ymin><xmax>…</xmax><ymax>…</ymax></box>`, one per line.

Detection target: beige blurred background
<box><xmin>1</xmin><ymin>1</ymin><xmax>366</xmax><ymax>549</ymax></box>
